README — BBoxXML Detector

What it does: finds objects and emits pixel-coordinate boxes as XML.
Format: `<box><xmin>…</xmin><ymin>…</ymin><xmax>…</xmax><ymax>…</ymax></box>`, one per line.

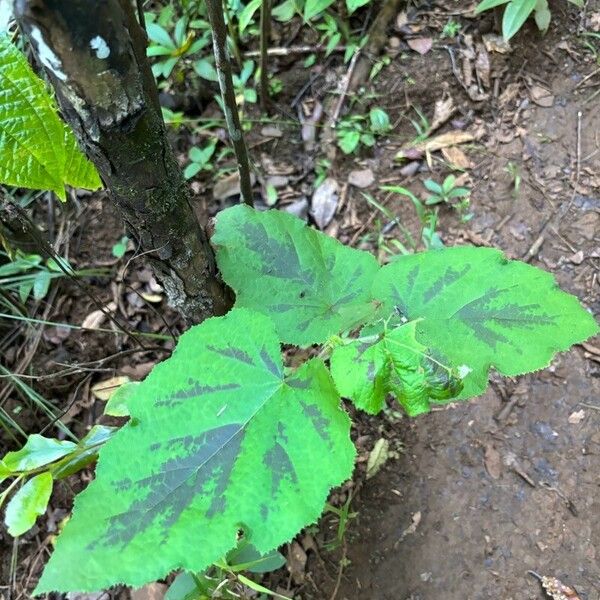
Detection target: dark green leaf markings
<box><xmin>373</xmin><ymin>246</ymin><xmax>599</xmax><ymax>399</ymax></box>
<box><xmin>212</xmin><ymin>204</ymin><xmax>380</xmax><ymax>346</ymax></box>
<box><xmin>36</xmin><ymin>309</ymin><xmax>355</xmax><ymax>593</ymax></box>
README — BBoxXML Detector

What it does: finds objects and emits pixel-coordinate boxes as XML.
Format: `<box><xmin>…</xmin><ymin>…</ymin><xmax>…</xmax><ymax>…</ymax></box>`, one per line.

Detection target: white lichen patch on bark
<box><xmin>90</xmin><ymin>35</ymin><xmax>110</xmax><ymax>59</ymax></box>
<box><xmin>29</xmin><ymin>25</ymin><xmax>67</xmax><ymax>81</ymax></box>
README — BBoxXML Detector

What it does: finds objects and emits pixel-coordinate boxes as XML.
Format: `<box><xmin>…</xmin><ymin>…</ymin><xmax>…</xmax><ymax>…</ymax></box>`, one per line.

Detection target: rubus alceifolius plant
<box><xmin>0</xmin><ymin>36</ymin><xmax>101</xmax><ymax>199</ymax></box>
<box><xmin>1</xmin><ymin>203</ymin><xmax>597</xmax><ymax>594</ymax></box>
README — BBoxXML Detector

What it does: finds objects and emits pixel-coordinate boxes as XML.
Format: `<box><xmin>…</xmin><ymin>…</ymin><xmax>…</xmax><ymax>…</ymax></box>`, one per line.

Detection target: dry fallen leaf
<box><xmin>568</xmin><ymin>410</ymin><xmax>585</xmax><ymax>424</ymax></box>
<box><xmin>396</xmin><ymin>511</ymin><xmax>421</xmax><ymax>546</ymax></box>
<box><xmin>310</xmin><ymin>177</ymin><xmax>339</xmax><ymax>229</ymax></box>
<box><xmin>130</xmin><ymin>583</ymin><xmax>168</xmax><ymax>600</ymax></box>
<box><xmin>484</xmin><ymin>444</ymin><xmax>502</xmax><ymax>479</ymax></box>
<box><xmin>367</xmin><ymin>438</ymin><xmax>391</xmax><ymax>479</ymax></box>
<box><xmin>407</xmin><ymin>37</ymin><xmax>432</xmax><ymax>55</ymax></box>
<box><xmin>529</xmin><ymin>571</ymin><xmax>581</xmax><ymax>599</ymax></box>
<box><xmin>81</xmin><ymin>302</ymin><xmax>116</xmax><ymax>330</ymax></box>
<box><xmin>429</xmin><ymin>96</ymin><xmax>456</xmax><ymax>134</ymax></box>
<box><xmin>397</xmin><ymin>131</ymin><xmax>474</xmax><ymax>159</ymax></box>
<box><xmin>287</xmin><ymin>540</ymin><xmax>307</xmax><ymax>585</ymax></box>
<box><xmin>482</xmin><ymin>33</ymin><xmax>511</xmax><ymax>54</ymax></box>
<box><xmin>530</xmin><ymin>84</ymin><xmax>555</xmax><ymax>107</ymax></box>
<box><xmin>91</xmin><ymin>376</ymin><xmax>130</xmax><ymax>402</ymax></box>
<box><xmin>441</xmin><ymin>146</ymin><xmax>472</xmax><ymax>169</ymax></box>
<box><xmin>213</xmin><ymin>171</ymin><xmax>257</xmax><ymax>200</ymax></box>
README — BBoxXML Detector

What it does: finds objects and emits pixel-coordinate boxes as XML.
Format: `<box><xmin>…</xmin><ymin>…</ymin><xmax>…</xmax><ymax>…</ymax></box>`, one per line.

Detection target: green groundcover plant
<box><xmin>0</xmin><ymin>26</ymin><xmax>598</xmax><ymax>598</ymax></box>
<box><xmin>0</xmin><ymin>204</ymin><xmax>597</xmax><ymax>593</ymax></box>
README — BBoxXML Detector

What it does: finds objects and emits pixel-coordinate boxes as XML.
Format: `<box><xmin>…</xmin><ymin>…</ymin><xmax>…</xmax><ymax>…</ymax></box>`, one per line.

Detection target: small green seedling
<box><xmin>474</xmin><ymin>0</ymin><xmax>583</xmax><ymax>40</ymax></box>
<box><xmin>184</xmin><ymin>141</ymin><xmax>218</xmax><ymax>179</ymax></box>
<box><xmin>505</xmin><ymin>161</ymin><xmax>521</xmax><ymax>198</ymax></box>
<box><xmin>111</xmin><ymin>236</ymin><xmax>129</xmax><ymax>259</ymax></box>
<box><xmin>423</xmin><ymin>175</ymin><xmax>470</xmax><ymax>206</ymax></box>
<box><xmin>441</xmin><ymin>19</ymin><xmax>462</xmax><ymax>38</ymax></box>
<box><xmin>146</xmin><ymin>14</ymin><xmax>211</xmax><ymax>79</ymax></box>
<box><xmin>336</xmin><ymin>107</ymin><xmax>391</xmax><ymax>154</ymax></box>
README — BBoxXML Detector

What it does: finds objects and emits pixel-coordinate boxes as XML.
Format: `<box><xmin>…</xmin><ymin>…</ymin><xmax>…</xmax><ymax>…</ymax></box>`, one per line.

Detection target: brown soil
<box><xmin>1</xmin><ymin>1</ymin><xmax>599</xmax><ymax>599</ymax></box>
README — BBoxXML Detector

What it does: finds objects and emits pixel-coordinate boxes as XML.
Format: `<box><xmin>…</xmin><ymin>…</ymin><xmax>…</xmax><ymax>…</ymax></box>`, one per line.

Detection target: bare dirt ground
<box><xmin>1</xmin><ymin>1</ymin><xmax>599</xmax><ymax>599</ymax></box>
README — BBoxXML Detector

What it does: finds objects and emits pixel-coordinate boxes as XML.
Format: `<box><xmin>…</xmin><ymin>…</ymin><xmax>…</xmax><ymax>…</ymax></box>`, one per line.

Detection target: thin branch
<box><xmin>259</xmin><ymin>0</ymin><xmax>272</xmax><ymax>112</ymax></box>
<box><xmin>205</xmin><ymin>0</ymin><xmax>254</xmax><ymax>206</ymax></box>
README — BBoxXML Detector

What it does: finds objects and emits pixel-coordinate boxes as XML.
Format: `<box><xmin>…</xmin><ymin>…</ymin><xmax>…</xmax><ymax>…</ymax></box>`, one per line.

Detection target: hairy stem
<box><xmin>15</xmin><ymin>0</ymin><xmax>233</xmax><ymax>323</ymax></box>
<box><xmin>205</xmin><ymin>0</ymin><xmax>254</xmax><ymax>206</ymax></box>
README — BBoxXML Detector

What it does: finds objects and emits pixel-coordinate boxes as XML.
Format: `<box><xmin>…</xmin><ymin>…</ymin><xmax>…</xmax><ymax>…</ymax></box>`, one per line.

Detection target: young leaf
<box><xmin>346</xmin><ymin>0</ymin><xmax>371</xmax><ymax>14</ymax></box>
<box><xmin>2</xmin><ymin>435</ymin><xmax>76</xmax><ymax>472</ymax></box>
<box><xmin>373</xmin><ymin>246</ymin><xmax>599</xmax><ymax>400</ymax></box>
<box><xmin>213</xmin><ymin>205</ymin><xmax>380</xmax><ymax>345</ymax></box>
<box><xmin>36</xmin><ymin>309</ymin><xmax>355</xmax><ymax>593</ymax></box>
<box><xmin>502</xmin><ymin>0</ymin><xmax>537</xmax><ymax>39</ymax></box>
<box><xmin>330</xmin><ymin>321</ymin><xmax>463</xmax><ymax>416</ymax></box>
<box><xmin>4</xmin><ymin>472</ymin><xmax>53</xmax><ymax>536</ymax></box>
<box><xmin>304</xmin><ymin>0</ymin><xmax>336</xmax><ymax>20</ymax></box>
<box><xmin>146</xmin><ymin>23</ymin><xmax>176</xmax><ymax>49</ymax></box>
<box><xmin>475</xmin><ymin>0</ymin><xmax>510</xmax><ymax>12</ymax></box>
<box><xmin>51</xmin><ymin>426</ymin><xmax>117</xmax><ymax>480</ymax></box>
<box><xmin>0</xmin><ymin>36</ymin><xmax>101</xmax><ymax>199</ymax></box>
<box><xmin>534</xmin><ymin>0</ymin><xmax>551</xmax><ymax>31</ymax></box>
<box><xmin>239</xmin><ymin>0</ymin><xmax>262</xmax><ymax>33</ymax></box>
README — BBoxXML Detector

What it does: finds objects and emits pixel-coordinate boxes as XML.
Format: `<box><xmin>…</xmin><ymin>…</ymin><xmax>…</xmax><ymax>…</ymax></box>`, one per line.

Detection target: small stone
<box><xmin>348</xmin><ymin>168</ymin><xmax>375</xmax><ymax>188</ymax></box>
<box><xmin>260</xmin><ymin>125</ymin><xmax>283</xmax><ymax>138</ymax></box>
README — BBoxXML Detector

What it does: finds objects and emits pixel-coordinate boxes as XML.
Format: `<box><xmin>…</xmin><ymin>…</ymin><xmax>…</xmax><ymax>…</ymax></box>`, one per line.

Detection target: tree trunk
<box><xmin>15</xmin><ymin>0</ymin><xmax>233</xmax><ymax>323</ymax></box>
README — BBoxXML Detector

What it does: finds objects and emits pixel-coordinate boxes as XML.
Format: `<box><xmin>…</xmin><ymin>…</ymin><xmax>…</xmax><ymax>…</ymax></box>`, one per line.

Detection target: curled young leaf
<box><xmin>330</xmin><ymin>321</ymin><xmax>463</xmax><ymax>416</ymax></box>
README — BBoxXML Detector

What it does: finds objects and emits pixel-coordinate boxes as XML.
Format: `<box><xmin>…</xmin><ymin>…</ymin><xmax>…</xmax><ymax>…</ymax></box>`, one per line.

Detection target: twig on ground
<box><xmin>244</xmin><ymin>44</ymin><xmax>346</xmax><ymax>58</ymax></box>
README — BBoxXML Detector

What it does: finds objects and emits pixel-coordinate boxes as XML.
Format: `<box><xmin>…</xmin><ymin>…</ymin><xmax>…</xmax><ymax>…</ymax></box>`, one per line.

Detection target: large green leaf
<box><xmin>213</xmin><ymin>205</ymin><xmax>379</xmax><ymax>346</ymax></box>
<box><xmin>36</xmin><ymin>308</ymin><xmax>355</xmax><ymax>593</ymax></box>
<box><xmin>373</xmin><ymin>246</ymin><xmax>598</xmax><ymax>400</ymax></box>
<box><xmin>4</xmin><ymin>472</ymin><xmax>53</xmax><ymax>536</ymax></box>
<box><xmin>0</xmin><ymin>35</ymin><xmax>101</xmax><ymax>200</ymax></box>
<box><xmin>330</xmin><ymin>321</ymin><xmax>463</xmax><ymax>416</ymax></box>
<box><xmin>502</xmin><ymin>0</ymin><xmax>537</xmax><ymax>39</ymax></box>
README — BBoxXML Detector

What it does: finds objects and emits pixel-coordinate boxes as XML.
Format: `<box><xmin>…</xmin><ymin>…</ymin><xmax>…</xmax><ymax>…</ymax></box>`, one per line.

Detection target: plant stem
<box><xmin>205</xmin><ymin>0</ymin><xmax>254</xmax><ymax>207</ymax></box>
<box><xmin>222</xmin><ymin>0</ymin><xmax>242</xmax><ymax>67</ymax></box>
<box><xmin>259</xmin><ymin>0</ymin><xmax>272</xmax><ymax>112</ymax></box>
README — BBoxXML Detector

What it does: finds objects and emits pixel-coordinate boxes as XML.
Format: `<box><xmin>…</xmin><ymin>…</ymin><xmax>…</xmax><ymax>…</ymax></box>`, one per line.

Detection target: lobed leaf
<box><xmin>36</xmin><ymin>308</ymin><xmax>355</xmax><ymax>593</ymax></box>
<box><xmin>330</xmin><ymin>321</ymin><xmax>463</xmax><ymax>416</ymax></box>
<box><xmin>213</xmin><ymin>205</ymin><xmax>380</xmax><ymax>346</ymax></box>
<box><xmin>373</xmin><ymin>246</ymin><xmax>598</xmax><ymax>400</ymax></box>
<box><xmin>0</xmin><ymin>36</ymin><xmax>101</xmax><ymax>200</ymax></box>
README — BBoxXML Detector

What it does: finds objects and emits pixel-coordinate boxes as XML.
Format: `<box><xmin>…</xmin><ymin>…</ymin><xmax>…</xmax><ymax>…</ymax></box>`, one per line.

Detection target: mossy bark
<box><xmin>15</xmin><ymin>0</ymin><xmax>233</xmax><ymax>323</ymax></box>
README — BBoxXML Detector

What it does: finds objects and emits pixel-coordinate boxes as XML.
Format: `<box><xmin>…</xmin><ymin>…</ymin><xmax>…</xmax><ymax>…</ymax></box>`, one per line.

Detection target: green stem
<box><xmin>205</xmin><ymin>0</ymin><xmax>254</xmax><ymax>206</ymax></box>
<box><xmin>259</xmin><ymin>0</ymin><xmax>272</xmax><ymax>112</ymax></box>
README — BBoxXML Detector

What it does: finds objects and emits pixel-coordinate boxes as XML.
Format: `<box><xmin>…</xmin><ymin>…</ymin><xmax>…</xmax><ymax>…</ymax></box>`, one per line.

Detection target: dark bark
<box><xmin>15</xmin><ymin>0</ymin><xmax>233</xmax><ymax>323</ymax></box>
